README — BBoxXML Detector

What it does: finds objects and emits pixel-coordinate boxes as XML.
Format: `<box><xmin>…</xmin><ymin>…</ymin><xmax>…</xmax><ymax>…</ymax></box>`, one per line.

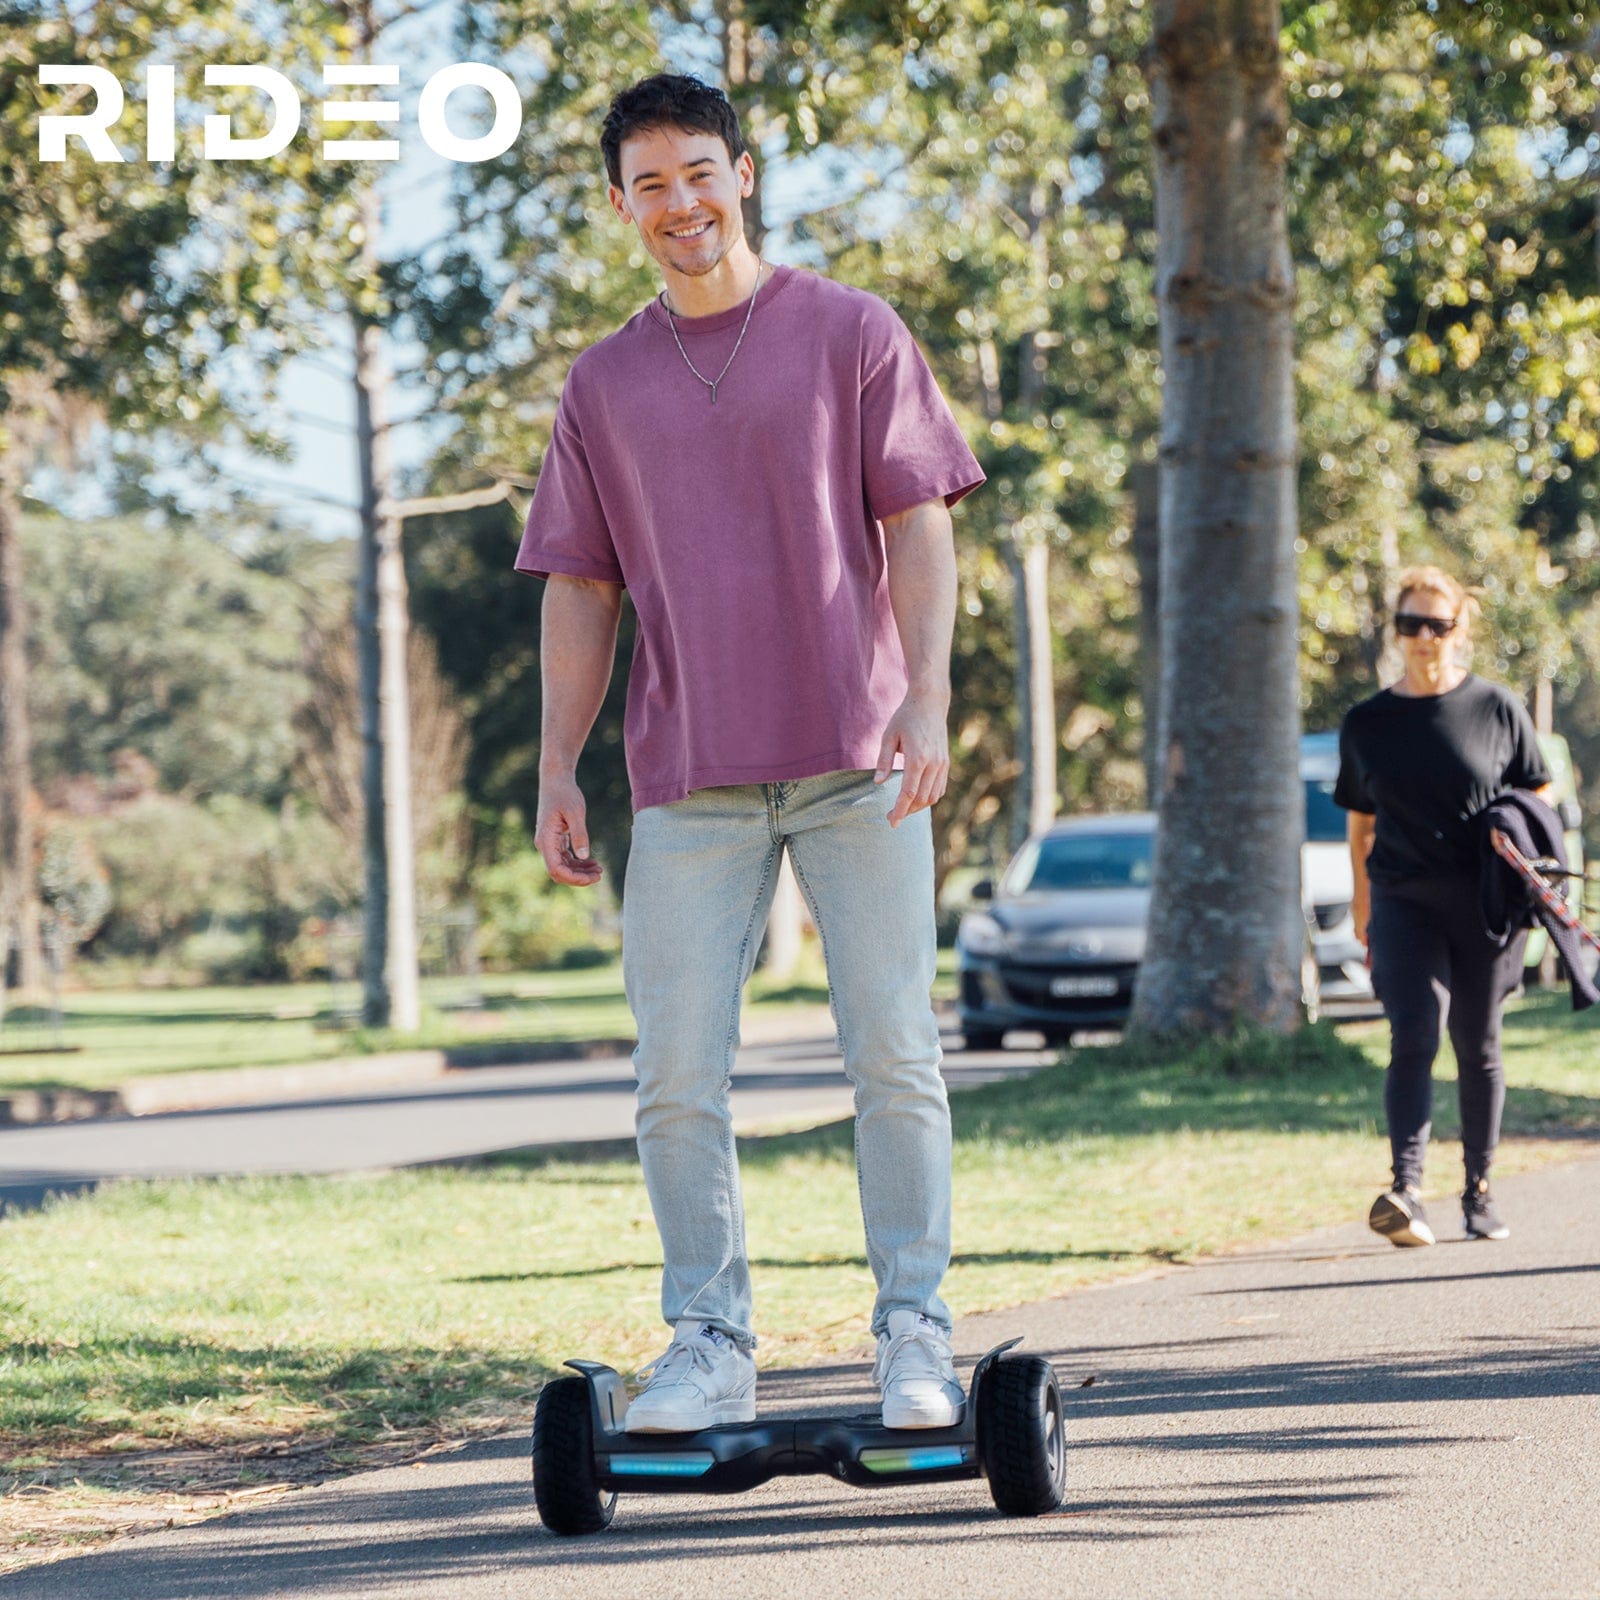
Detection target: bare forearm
<box><xmin>1349</xmin><ymin>814</ymin><xmax>1375</xmax><ymax>916</ymax></box>
<box><xmin>538</xmin><ymin>576</ymin><xmax>622</xmax><ymax>779</ymax></box>
<box><xmin>882</xmin><ymin>499</ymin><xmax>957</xmax><ymax>708</ymax></box>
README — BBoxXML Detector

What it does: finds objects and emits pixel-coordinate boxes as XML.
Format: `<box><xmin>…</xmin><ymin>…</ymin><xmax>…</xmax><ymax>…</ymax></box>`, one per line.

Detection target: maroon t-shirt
<box><xmin>515</xmin><ymin>263</ymin><xmax>985</xmax><ymax>812</ymax></box>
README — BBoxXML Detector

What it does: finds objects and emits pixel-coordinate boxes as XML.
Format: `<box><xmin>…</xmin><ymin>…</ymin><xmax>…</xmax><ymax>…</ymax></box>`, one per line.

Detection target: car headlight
<box><xmin>958</xmin><ymin>911</ymin><xmax>1006</xmax><ymax>958</ymax></box>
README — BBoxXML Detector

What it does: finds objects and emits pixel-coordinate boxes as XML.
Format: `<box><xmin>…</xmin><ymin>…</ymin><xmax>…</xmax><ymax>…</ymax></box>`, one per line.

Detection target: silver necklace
<box><xmin>662</xmin><ymin>257</ymin><xmax>765</xmax><ymax>405</ymax></box>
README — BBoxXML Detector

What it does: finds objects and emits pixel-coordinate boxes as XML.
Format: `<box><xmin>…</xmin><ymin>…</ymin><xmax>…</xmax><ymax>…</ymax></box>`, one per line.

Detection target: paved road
<box><xmin>8</xmin><ymin>1151</ymin><xmax>1598</xmax><ymax>1599</ymax></box>
<box><xmin>0</xmin><ymin>1027</ymin><xmax>1054</xmax><ymax>1210</ymax></box>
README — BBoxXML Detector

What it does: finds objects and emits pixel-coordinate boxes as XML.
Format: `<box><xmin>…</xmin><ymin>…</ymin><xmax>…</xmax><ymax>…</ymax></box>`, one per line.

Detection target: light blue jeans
<box><xmin>621</xmin><ymin>768</ymin><xmax>953</xmax><ymax>1352</ymax></box>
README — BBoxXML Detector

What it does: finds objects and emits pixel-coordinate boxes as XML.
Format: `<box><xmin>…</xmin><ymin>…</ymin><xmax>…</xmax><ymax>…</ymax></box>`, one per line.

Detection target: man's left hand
<box><xmin>874</xmin><ymin>690</ymin><xmax>950</xmax><ymax>827</ymax></box>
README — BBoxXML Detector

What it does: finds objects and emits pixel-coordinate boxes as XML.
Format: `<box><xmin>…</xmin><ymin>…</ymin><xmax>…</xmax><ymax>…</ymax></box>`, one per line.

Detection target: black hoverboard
<box><xmin>531</xmin><ymin>1336</ymin><xmax>1065</xmax><ymax>1535</ymax></box>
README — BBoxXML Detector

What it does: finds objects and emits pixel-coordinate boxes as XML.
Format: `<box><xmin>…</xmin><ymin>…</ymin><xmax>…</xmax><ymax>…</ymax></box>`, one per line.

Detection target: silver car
<box><xmin>956</xmin><ymin>810</ymin><xmax>1326</xmax><ymax>1049</ymax></box>
<box><xmin>956</xmin><ymin>814</ymin><xmax>1154</xmax><ymax>1050</ymax></box>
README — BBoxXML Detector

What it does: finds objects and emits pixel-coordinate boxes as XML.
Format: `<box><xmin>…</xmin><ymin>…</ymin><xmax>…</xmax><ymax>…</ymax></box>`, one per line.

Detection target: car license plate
<box><xmin>1049</xmin><ymin>974</ymin><xmax>1119</xmax><ymax>998</ymax></box>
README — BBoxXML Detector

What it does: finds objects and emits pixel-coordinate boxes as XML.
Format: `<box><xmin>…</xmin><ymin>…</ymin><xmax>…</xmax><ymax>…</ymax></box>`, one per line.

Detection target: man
<box><xmin>519</xmin><ymin>72</ymin><xmax>984</xmax><ymax>1434</ymax></box>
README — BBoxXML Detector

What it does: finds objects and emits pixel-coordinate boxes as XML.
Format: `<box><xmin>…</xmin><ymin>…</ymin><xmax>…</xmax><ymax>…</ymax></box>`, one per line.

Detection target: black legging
<box><xmin>1368</xmin><ymin>877</ymin><xmax>1526</xmax><ymax>1191</ymax></box>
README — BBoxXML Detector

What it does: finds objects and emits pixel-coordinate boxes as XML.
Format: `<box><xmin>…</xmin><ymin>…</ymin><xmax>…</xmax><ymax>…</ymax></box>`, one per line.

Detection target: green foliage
<box><xmin>37</xmin><ymin>827</ymin><xmax>111</xmax><ymax>950</ymax></box>
<box><xmin>1284</xmin><ymin>2</ymin><xmax>1599</xmax><ymax>697</ymax></box>
<box><xmin>79</xmin><ymin>794</ymin><xmax>351</xmax><ymax>980</ymax></box>
<box><xmin>24</xmin><ymin>513</ymin><xmax>319</xmax><ymax>804</ymax></box>
<box><xmin>22</xmin><ymin>0</ymin><xmax>1600</xmax><ymax>970</ymax></box>
<box><xmin>472</xmin><ymin>814</ymin><xmax>619</xmax><ymax>970</ymax></box>
<box><xmin>402</xmin><ymin>502</ymin><xmax>641</xmax><ymax>883</ymax></box>
<box><xmin>0</xmin><ymin>0</ymin><xmax>354</xmax><ymax>452</ymax></box>
<box><xmin>808</xmin><ymin>3</ymin><xmax>1174</xmax><ymax>850</ymax></box>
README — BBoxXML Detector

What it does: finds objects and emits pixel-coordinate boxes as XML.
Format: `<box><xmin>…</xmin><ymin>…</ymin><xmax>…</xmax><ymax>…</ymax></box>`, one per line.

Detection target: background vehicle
<box><xmin>1300</xmin><ymin>732</ymin><xmax>1374</xmax><ymax>1003</ymax></box>
<box><xmin>1298</xmin><ymin>729</ymin><xmax>1586</xmax><ymax>995</ymax></box>
<box><xmin>956</xmin><ymin>791</ymin><xmax>1336</xmax><ymax>1051</ymax></box>
<box><xmin>956</xmin><ymin>814</ymin><xmax>1154</xmax><ymax>1050</ymax></box>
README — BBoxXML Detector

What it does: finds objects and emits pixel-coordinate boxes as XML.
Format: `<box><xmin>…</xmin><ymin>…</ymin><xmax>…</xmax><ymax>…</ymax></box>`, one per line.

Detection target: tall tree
<box><xmin>1129</xmin><ymin>0</ymin><xmax>1305</xmax><ymax>1038</ymax></box>
<box><xmin>268</xmin><ymin>0</ymin><xmax>525</xmax><ymax>1026</ymax></box>
<box><xmin>0</xmin><ymin>1</ymin><xmax>320</xmax><ymax>1005</ymax></box>
<box><xmin>331</xmin><ymin>0</ymin><xmax>422</xmax><ymax>1030</ymax></box>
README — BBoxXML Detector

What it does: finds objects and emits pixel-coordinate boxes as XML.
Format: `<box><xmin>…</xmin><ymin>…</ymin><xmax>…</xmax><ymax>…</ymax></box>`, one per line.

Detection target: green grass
<box><xmin>0</xmin><ymin>950</ymin><xmax>961</xmax><ymax>1094</ymax></box>
<box><xmin>2</xmin><ymin>990</ymin><xmax>1596</xmax><ymax>1478</ymax></box>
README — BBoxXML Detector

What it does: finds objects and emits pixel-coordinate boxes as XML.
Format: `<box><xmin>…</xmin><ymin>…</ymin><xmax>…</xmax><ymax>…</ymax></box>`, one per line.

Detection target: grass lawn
<box><xmin>0</xmin><ymin>948</ymin><xmax>947</xmax><ymax>1094</ymax></box>
<box><xmin>2</xmin><ymin>989</ymin><xmax>1597</xmax><ymax>1566</ymax></box>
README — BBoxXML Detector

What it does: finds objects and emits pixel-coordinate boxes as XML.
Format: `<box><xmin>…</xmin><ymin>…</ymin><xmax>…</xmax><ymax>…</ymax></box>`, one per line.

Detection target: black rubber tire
<box><xmin>962</xmin><ymin>1029</ymin><xmax>1006</xmax><ymax>1052</ymax></box>
<box><xmin>979</xmin><ymin>1353</ymin><xmax>1066</xmax><ymax>1516</ymax></box>
<box><xmin>532</xmin><ymin>1376</ymin><xmax>617</xmax><ymax>1536</ymax></box>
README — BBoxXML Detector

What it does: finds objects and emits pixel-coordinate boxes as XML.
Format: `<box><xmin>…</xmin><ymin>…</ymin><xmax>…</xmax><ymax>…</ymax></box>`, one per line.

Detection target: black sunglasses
<box><xmin>1394</xmin><ymin>612</ymin><xmax>1457</xmax><ymax>639</ymax></box>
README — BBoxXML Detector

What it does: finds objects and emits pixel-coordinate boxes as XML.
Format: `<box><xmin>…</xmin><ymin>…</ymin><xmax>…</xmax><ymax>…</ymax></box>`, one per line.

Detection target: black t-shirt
<box><xmin>1334</xmin><ymin>674</ymin><xmax>1551</xmax><ymax>886</ymax></box>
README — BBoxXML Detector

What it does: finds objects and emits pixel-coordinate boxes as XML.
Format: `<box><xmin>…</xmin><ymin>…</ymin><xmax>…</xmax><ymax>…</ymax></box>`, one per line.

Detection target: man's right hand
<box><xmin>536</xmin><ymin>777</ymin><xmax>605</xmax><ymax>888</ymax></box>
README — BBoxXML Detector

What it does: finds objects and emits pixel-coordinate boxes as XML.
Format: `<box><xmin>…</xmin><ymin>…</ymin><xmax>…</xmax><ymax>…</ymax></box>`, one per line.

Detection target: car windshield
<box><xmin>1003</xmin><ymin>831</ymin><xmax>1153</xmax><ymax>894</ymax></box>
<box><xmin>1304</xmin><ymin>778</ymin><xmax>1346</xmax><ymax>843</ymax></box>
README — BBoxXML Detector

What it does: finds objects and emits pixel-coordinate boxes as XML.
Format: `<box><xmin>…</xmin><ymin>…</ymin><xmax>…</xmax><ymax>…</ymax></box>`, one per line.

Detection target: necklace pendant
<box><xmin>709</xmin><ymin>382</ymin><xmax>718</xmax><ymax>405</ymax></box>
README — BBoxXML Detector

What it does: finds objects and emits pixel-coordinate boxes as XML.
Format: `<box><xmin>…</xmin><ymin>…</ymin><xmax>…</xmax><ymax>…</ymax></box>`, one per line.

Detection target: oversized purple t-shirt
<box><xmin>514</xmin><ymin>263</ymin><xmax>985</xmax><ymax>812</ymax></box>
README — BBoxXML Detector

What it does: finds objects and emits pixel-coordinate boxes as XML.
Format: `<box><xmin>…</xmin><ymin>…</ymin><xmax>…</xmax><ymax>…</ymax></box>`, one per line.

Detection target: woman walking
<box><xmin>1335</xmin><ymin>566</ymin><xmax>1551</xmax><ymax>1247</ymax></box>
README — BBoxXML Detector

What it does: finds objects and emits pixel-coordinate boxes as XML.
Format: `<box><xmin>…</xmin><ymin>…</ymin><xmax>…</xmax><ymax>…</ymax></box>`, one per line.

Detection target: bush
<box><xmin>473</xmin><ymin>847</ymin><xmax>618</xmax><ymax>971</ymax></box>
<box><xmin>174</xmin><ymin>924</ymin><xmax>269</xmax><ymax>985</ymax></box>
<box><xmin>82</xmin><ymin>794</ymin><xmax>354</xmax><ymax>979</ymax></box>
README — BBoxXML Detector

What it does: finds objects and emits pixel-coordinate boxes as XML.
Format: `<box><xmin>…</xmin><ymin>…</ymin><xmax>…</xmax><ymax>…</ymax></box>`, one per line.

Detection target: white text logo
<box><xmin>37</xmin><ymin>63</ymin><xmax>522</xmax><ymax>162</ymax></box>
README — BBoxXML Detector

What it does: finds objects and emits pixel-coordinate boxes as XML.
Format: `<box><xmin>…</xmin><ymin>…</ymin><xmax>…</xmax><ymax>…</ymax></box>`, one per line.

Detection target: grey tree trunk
<box><xmin>978</xmin><ymin>315</ymin><xmax>1057</xmax><ymax>855</ymax></box>
<box><xmin>353</xmin><ymin>177</ymin><xmax>420</xmax><ymax>1034</ymax></box>
<box><xmin>721</xmin><ymin>0</ymin><xmax>766</xmax><ymax>258</ymax></box>
<box><xmin>1013</xmin><ymin>188</ymin><xmax>1059</xmax><ymax>850</ymax></box>
<box><xmin>1005</xmin><ymin>540</ymin><xmax>1056</xmax><ymax>851</ymax></box>
<box><xmin>0</xmin><ymin>459</ymin><xmax>43</xmax><ymax>1010</ymax></box>
<box><xmin>1130</xmin><ymin>0</ymin><xmax>1304</xmax><ymax>1039</ymax></box>
<box><xmin>1129</xmin><ymin>461</ymin><xmax>1163</xmax><ymax>804</ymax></box>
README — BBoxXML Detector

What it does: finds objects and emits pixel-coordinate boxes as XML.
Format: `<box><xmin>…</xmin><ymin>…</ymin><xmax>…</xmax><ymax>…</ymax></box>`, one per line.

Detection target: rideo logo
<box><xmin>37</xmin><ymin>63</ymin><xmax>522</xmax><ymax>163</ymax></box>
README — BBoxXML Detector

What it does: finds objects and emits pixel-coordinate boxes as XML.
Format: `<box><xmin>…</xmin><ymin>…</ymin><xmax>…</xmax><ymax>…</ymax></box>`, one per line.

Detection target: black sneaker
<box><xmin>1462</xmin><ymin>1176</ymin><xmax>1510</xmax><ymax>1241</ymax></box>
<box><xmin>1368</xmin><ymin>1185</ymin><xmax>1436</xmax><ymax>1248</ymax></box>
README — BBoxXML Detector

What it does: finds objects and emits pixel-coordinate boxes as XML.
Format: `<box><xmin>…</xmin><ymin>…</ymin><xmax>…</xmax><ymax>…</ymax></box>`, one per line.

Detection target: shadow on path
<box><xmin>1201</xmin><ymin>1260</ymin><xmax>1600</xmax><ymax>1296</ymax></box>
<box><xmin>454</xmin><ymin>1244</ymin><xmax>1174</xmax><ymax>1285</ymax></box>
<box><xmin>3</xmin><ymin>1447</ymin><xmax>1396</xmax><ymax>1599</ymax></box>
<box><xmin>8</xmin><ymin>1315</ymin><xmax>1594</xmax><ymax>1596</ymax></box>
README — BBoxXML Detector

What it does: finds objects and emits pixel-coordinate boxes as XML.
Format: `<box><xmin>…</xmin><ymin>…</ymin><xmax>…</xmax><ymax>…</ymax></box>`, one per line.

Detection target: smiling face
<box><xmin>608</xmin><ymin>124</ymin><xmax>754</xmax><ymax>284</ymax></box>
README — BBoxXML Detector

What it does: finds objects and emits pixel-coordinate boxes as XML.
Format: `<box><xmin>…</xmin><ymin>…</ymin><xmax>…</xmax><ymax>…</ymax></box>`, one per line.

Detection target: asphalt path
<box><xmin>8</xmin><ymin>1149</ymin><xmax>1597</xmax><ymax>1599</ymax></box>
<box><xmin>0</xmin><ymin>1027</ymin><xmax>1055</xmax><ymax>1211</ymax></box>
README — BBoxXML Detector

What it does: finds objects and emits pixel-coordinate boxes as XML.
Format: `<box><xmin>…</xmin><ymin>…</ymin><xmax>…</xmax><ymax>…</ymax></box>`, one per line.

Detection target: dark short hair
<box><xmin>601</xmin><ymin>73</ymin><xmax>747</xmax><ymax>191</ymax></box>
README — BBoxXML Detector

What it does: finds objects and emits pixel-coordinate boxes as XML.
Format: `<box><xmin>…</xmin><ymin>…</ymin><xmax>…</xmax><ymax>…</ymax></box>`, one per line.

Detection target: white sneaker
<box><xmin>873</xmin><ymin>1310</ymin><xmax>965</xmax><ymax>1429</ymax></box>
<box><xmin>624</xmin><ymin>1320</ymin><xmax>756</xmax><ymax>1433</ymax></box>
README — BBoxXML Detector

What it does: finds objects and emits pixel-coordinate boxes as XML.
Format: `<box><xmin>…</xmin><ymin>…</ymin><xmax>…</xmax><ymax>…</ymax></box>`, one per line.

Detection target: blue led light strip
<box><xmin>606</xmin><ymin>1452</ymin><xmax>715</xmax><ymax>1478</ymax></box>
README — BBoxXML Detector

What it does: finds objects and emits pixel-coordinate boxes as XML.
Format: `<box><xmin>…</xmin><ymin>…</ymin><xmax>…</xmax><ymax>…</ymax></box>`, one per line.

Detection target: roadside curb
<box><xmin>0</xmin><ymin>1038</ymin><xmax>635</xmax><ymax>1128</ymax></box>
<box><xmin>0</xmin><ymin>1002</ymin><xmax>954</xmax><ymax>1128</ymax></box>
